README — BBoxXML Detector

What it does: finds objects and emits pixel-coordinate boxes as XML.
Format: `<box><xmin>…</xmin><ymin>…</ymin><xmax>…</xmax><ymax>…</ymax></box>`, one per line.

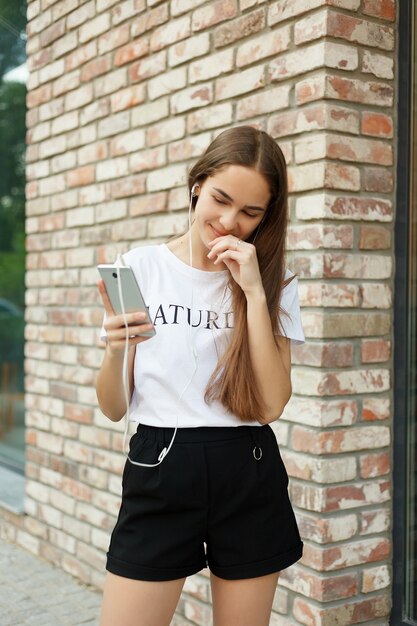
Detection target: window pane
<box><xmin>0</xmin><ymin>74</ymin><xmax>26</xmax><ymax>473</ymax></box>
<box><xmin>406</xmin><ymin>2</ymin><xmax>417</xmax><ymax>619</ymax></box>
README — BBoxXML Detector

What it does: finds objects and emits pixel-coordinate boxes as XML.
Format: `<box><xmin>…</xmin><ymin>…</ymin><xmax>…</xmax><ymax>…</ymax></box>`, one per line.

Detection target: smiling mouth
<box><xmin>210</xmin><ymin>224</ymin><xmax>229</xmax><ymax>237</ymax></box>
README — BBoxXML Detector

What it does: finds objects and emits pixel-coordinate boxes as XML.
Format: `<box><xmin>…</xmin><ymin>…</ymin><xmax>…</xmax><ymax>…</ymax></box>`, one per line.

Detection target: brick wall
<box><xmin>2</xmin><ymin>0</ymin><xmax>396</xmax><ymax>623</ymax></box>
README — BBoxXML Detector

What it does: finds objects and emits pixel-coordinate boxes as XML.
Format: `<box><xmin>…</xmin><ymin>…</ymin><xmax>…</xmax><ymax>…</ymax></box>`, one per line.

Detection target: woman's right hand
<box><xmin>97</xmin><ymin>280</ymin><xmax>155</xmax><ymax>354</ymax></box>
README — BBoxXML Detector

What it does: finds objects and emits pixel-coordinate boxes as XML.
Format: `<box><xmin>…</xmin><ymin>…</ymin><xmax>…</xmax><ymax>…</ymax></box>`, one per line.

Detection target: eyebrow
<box><xmin>211</xmin><ymin>187</ymin><xmax>266</xmax><ymax>212</ymax></box>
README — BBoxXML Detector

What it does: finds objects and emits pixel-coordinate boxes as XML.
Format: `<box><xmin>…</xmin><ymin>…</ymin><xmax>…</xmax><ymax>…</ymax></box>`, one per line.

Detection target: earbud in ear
<box><xmin>191</xmin><ymin>183</ymin><xmax>200</xmax><ymax>198</ymax></box>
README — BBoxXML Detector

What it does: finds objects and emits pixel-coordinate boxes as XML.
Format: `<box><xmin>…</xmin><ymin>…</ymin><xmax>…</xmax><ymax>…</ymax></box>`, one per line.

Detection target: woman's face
<box><xmin>192</xmin><ymin>165</ymin><xmax>271</xmax><ymax>249</ymax></box>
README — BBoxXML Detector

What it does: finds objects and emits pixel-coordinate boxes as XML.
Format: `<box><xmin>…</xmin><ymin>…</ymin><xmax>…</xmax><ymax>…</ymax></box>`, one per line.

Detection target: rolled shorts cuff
<box><xmin>208</xmin><ymin>542</ymin><xmax>303</xmax><ymax>580</ymax></box>
<box><xmin>106</xmin><ymin>552</ymin><xmax>207</xmax><ymax>582</ymax></box>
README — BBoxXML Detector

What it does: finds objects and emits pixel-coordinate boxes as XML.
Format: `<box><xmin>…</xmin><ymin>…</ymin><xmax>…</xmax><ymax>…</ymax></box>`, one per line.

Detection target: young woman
<box><xmin>96</xmin><ymin>126</ymin><xmax>305</xmax><ymax>626</ymax></box>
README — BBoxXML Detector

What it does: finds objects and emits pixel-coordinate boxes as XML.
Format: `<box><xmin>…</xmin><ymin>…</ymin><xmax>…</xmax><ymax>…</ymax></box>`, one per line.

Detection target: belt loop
<box><xmin>249</xmin><ymin>427</ymin><xmax>262</xmax><ymax>461</ymax></box>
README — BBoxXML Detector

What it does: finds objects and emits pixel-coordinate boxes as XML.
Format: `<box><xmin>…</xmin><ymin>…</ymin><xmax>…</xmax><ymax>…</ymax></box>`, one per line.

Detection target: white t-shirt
<box><xmin>99</xmin><ymin>243</ymin><xmax>305</xmax><ymax>428</ymax></box>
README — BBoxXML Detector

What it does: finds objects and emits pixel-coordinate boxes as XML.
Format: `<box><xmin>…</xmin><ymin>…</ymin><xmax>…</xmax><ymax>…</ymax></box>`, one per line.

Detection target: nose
<box><xmin>219</xmin><ymin>211</ymin><xmax>238</xmax><ymax>234</ymax></box>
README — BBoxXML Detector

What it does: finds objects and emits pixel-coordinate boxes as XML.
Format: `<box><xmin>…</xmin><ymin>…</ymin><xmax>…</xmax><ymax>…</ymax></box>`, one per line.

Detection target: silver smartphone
<box><xmin>97</xmin><ymin>264</ymin><xmax>156</xmax><ymax>337</ymax></box>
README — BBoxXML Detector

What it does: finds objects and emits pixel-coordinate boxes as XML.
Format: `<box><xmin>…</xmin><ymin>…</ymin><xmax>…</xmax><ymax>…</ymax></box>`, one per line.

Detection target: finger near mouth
<box><xmin>210</xmin><ymin>224</ymin><xmax>226</xmax><ymax>238</ymax></box>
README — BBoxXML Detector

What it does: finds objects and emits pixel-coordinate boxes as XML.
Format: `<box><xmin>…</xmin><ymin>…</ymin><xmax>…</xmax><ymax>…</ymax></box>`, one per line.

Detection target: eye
<box><xmin>213</xmin><ymin>196</ymin><xmax>226</xmax><ymax>205</ymax></box>
<box><xmin>243</xmin><ymin>210</ymin><xmax>259</xmax><ymax>218</ymax></box>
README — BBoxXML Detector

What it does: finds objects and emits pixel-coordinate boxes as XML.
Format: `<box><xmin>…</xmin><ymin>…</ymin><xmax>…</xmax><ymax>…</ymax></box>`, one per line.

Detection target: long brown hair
<box><xmin>187</xmin><ymin>125</ymin><xmax>295</xmax><ymax>422</ymax></box>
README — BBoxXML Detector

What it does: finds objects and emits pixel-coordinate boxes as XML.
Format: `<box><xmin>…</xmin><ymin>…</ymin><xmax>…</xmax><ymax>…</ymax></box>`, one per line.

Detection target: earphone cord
<box><xmin>116</xmin><ymin>186</ymin><xmax>198</xmax><ymax>467</ymax></box>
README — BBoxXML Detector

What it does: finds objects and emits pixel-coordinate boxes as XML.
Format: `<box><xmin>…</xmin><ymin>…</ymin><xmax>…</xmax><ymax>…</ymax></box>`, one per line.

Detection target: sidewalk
<box><xmin>0</xmin><ymin>535</ymin><xmax>102</xmax><ymax>626</ymax></box>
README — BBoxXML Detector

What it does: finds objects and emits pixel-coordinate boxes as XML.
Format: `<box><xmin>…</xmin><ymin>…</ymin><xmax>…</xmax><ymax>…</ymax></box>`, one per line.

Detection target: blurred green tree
<box><xmin>0</xmin><ymin>0</ymin><xmax>27</xmax><ymax>81</ymax></box>
<box><xmin>0</xmin><ymin>0</ymin><xmax>26</xmax><ymax>374</ymax></box>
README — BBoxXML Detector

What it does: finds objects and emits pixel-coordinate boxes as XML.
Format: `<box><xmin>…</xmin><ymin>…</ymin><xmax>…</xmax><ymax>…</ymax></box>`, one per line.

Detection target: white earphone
<box><xmin>117</xmin><ymin>182</ymin><xmax>200</xmax><ymax>467</ymax></box>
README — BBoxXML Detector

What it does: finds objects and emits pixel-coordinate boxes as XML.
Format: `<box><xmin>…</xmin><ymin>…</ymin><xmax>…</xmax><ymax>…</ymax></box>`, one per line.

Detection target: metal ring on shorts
<box><xmin>253</xmin><ymin>446</ymin><xmax>262</xmax><ymax>461</ymax></box>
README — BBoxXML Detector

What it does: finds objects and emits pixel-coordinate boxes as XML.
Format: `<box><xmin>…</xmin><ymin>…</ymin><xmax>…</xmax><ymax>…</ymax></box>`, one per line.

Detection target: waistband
<box><xmin>135</xmin><ymin>423</ymin><xmax>272</xmax><ymax>445</ymax></box>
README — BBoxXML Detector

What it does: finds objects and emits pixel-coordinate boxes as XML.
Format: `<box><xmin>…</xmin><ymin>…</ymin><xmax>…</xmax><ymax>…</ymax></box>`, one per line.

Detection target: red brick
<box><xmin>168</xmin><ymin>134</ymin><xmax>212</xmax><ymax>162</ymax></box>
<box><xmin>98</xmin><ymin>23</ymin><xmax>130</xmax><ymax>54</ymax></box>
<box><xmin>29</xmin><ymin>48</ymin><xmax>51</xmax><ymax>71</ymax></box>
<box><xmin>292</xmin><ymin>425</ymin><xmax>390</xmax><ymax>454</ymax></box>
<box><xmin>362</xmin><ymin>397</ymin><xmax>390</xmax><ymax>421</ymax></box>
<box><xmin>359</xmin><ymin>225</ymin><xmax>391</xmax><ymax>250</ymax></box>
<box><xmin>362</xmin><ymin>49</ymin><xmax>394</xmax><ymax>80</ymax></box>
<box><xmin>282</xmin><ymin>449</ymin><xmax>356</xmax><ymax>483</ymax></box>
<box><xmin>110</xmin><ymin>129</ymin><xmax>145</xmax><ymax>157</ymax></box>
<box><xmin>66</xmin><ymin>2</ymin><xmax>95</xmax><ymax>30</ymax></box>
<box><xmin>66</xmin><ymin>41</ymin><xmax>97</xmax><ymax>72</ymax></box>
<box><xmin>129</xmin><ymin>51</ymin><xmax>165</xmax><ymax>82</ymax></box>
<box><xmin>327</xmin><ymin>12</ymin><xmax>394</xmax><ymax>51</ymax></box>
<box><xmin>297</xmin><ymin>195</ymin><xmax>392</xmax><ymax>222</ymax></box>
<box><xmin>114</xmin><ymin>38</ymin><xmax>149</xmax><ymax>66</ymax></box>
<box><xmin>362</xmin><ymin>0</ymin><xmax>395</xmax><ymax>21</ymax></box>
<box><xmin>362</xmin><ymin>564</ymin><xmax>391</xmax><ymax>592</ymax></box>
<box><xmin>360</xmin><ymin>451</ymin><xmax>390</xmax><ymax>478</ymax></box>
<box><xmin>50</xmin><ymin>382</ymin><xmax>77</xmax><ymax>402</ymax></box>
<box><xmin>323</xmin><ymin>252</ymin><xmax>391</xmax><ymax>278</ymax></box>
<box><xmin>39</xmin><ymin>214</ymin><xmax>65</xmax><ymax>232</ymax></box>
<box><xmin>360</xmin><ymin>509</ymin><xmax>390</xmax><ymax>535</ymax></box>
<box><xmin>147</xmin><ymin>118</ymin><xmax>185</xmax><ymax>147</ymax></box>
<box><xmin>130</xmin><ymin>146</ymin><xmax>166</xmax><ymax>173</ymax></box>
<box><xmin>192</xmin><ymin>0</ymin><xmax>238</xmax><ymax>31</ymax></box>
<box><xmin>287</xmin><ymin>162</ymin><xmax>362</xmax><ymax>193</ymax></box>
<box><xmin>292</xmin><ymin>342</ymin><xmax>353</xmax><ymax>368</ymax></box>
<box><xmin>27</xmin><ymin>84</ymin><xmax>52</xmax><ymax>109</ymax></box>
<box><xmin>110</xmin><ymin>0</ymin><xmax>139</xmax><ymax>26</ymax></box>
<box><xmin>269</xmin><ymin>107</ymin><xmax>322</xmax><ymax>137</ymax></box>
<box><xmin>296</xmin><ymin>75</ymin><xmax>326</xmax><ymax>105</ymax></box>
<box><xmin>297</xmin><ymin>512</ymin><xmax>358</xmax><ymax>544</ymax></box>
<box><xmin>293</xmin><ymin>594</ymin><xmax>391</xmax><ymax>626</ymax></box>
<box><xmin>131</xmin><ymin>4</ymin><xmax>168</xmax><ymax>37</ymax></box>
<box><xmin>66</xmin><ymin>166</ymin><xmax>95</xmax><ymax>188</ymax></box>
<box><xmin>294</xmin><ymin>10</ymin><xmax>326</xmax><ymax>45</ymax></box>
<box><xmin>296</xmin><ymin>283</ymin><xmax>360</xmax><ymax>310</ymax></box>
<box><xmin>171</xmin><ymin>83</ymin><xmax>213</xmax><ymax>114</ymax></box>
<box><xmin>364</xmin><ymin>167</ymin><xmax>393</xmax><ymax>192</ymax></box>
<box><xmin>53</xmin><ymin>35</ymin><xmax>76</xmax><ymax>65</ymax></box>
<box><xmin>40</xmin><ymin>19</ymin><xmax>66</xmax><ymax>48</ymax></box>
<box><xmin>110</xmin><ymin>175</ymin><xmax>146</xmax><ymax>199</ymax></box>
<box><xmin>361</xmin><ymin>339</ymin><xmax>391</xmax><ymax>363</ymax></box>
<box><xmin>324</xmin><ymin>163</ymin><xmax>360</xmax><ymax>191</ymax></box>
<box><xmin>280</xmin><ymin>566</ymin><xmax>358</xmax><ymax>601</ymax></box>
<box><xmin>301</xmin><ymin>537</ymin><xmax>391</xmax><ymax>571</ymax></box>
<box><xmin>213</xmin><ymin>8</ymin><xmax>265</xmax><ymax>47</ymax></box>
<box><xmin>329</xmin><ymin>135</ymin><xmax>392</xmax><ymax>165</ymax></box>
<box><xmin>79</xmin><ymin>13</ymin><xmax>110</xmax><ymax>44</ymax></box>
<box><xmin>236</xmin><ymin>85</ymin><xmax>290</xmax><ymax>120</ymax></box>
<box><xmin>360</xmin><ymin>283</ymin><xmax>392</xmax><ymax>309</ymax></box>
<box><xmin>361</xmin><ymin>112</ymin><xmax>393</xmax><ymax>137</ymax></box>
<box><xmin>326</xmin><ymin>75</ymin><xmax>394</xmax><ymax>106</ymax></box>
<box><xmin>287</xmin><ymin>224</ymin><xmax>354</xmax><ymax>250</ymax></box>
<box><xmin>80</xmin><ymin>55</ymin><xmax>111</xmax><ymax>81</ymax></box>
<box><xmin>129</xmin><ymin>193</ymin><xmax>165</xmax><ymax>217</ymax></box>
<box><xmin>110</xmin><ymin>86</ymin><xmax>146</xmax><ymax>113</ymax></box>
<box><xmin>169</xmin><ymin>33</ymin><xmax>210</xmax><ymax>66</ymax></box>
<box><xmin>79</xmin><ymin>141</ymin><xmax>109</xmax><ymax>165</ymax></box>
<box><xmin>150</xmin><ymin>16</ymin><xmax>190</xmax><ymax>51</ymax></box>
<box><xmin>237</xmin><ymin>24</ymin><xmax>290</xmax><ymax>67</ymax></box>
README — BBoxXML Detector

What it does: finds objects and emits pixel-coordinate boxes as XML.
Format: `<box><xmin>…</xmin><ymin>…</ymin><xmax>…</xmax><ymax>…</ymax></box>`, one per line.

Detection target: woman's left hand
<box><xmin>207</xmin><ymin>236</ymin><xmax>264</xmax><ymax>296</ymax></box>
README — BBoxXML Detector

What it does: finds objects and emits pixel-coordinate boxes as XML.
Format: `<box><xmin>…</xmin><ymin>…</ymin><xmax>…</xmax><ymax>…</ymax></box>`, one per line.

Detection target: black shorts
<box><xmin>106</xmin><ymin>423</ymin><xmax>303</xmax><ymax>581</ymax></box>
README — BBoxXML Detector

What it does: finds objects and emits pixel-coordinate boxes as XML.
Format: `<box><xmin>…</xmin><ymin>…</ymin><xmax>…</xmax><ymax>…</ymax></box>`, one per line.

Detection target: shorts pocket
<box><xmin>122</xmin><ymin>429</ymin><xmax>152</xmax><ymax>486</ymax></box>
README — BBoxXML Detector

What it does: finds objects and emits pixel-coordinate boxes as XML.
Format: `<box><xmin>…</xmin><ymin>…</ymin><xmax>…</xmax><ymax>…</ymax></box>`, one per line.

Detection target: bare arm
<box><xmin>207</xmin><ymin>236</ymin><xmax>292</xmax><ymax>424</ymax></box>
<box><xmin>96</xmin><ymin>344</ymin><xmax>136</xmax><ymax>422</ymax></box>
<box><xmin>246</xmin><ymin>289</ymin><xmax>292</xmax><ymax>424</ymax></box>
<box><xmin>95</xmin><ymin>279</ymin><xmax>155</xmax><ymax>422</ymax></box>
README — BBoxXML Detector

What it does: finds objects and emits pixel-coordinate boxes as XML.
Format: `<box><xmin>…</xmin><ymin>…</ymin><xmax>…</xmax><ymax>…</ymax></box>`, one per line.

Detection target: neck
<box><xmin>168</xmin><ymin>228</ymin><xmax>227</xmax><ymax>272</ymax></box>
